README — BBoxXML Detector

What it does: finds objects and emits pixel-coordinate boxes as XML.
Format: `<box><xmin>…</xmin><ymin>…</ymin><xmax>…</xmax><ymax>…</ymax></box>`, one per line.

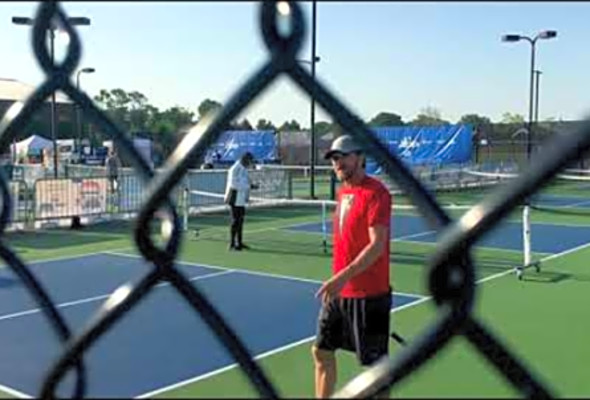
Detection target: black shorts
<box><xmin>314</xmin><ymin>290</ymin><xmax>392</xmax><ymax>366</ymax></box>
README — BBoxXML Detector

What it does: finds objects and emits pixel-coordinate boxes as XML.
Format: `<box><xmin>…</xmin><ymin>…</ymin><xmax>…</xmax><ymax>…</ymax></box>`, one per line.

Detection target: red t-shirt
<box><xmin>332</xmin><ymin>175</ymin><xmax>391</xmax><ymax>298</ymax></box>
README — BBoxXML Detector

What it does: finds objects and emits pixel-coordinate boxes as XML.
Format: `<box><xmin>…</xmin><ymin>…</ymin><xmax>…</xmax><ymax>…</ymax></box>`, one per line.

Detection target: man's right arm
<box><xmin>224</xmin><ymin>166</ymin><xmax>237</xmax><ymax>204</ymax></box>
<box><xmin>226</xmin><ymin>164</ymin><xmax>243</xmax><ymax>189</ymax></box>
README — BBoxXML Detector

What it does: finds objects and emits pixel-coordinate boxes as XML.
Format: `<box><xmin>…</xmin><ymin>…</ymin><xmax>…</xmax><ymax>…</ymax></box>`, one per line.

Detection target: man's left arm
<box><xmin>316</xmin><ymin>224</ymin><xmax>388</xmax><ymax>303</ymax></box>
<box><xmin>334</xmin><ymin>224</ymin><xmax>388</xmax><ymax>282</ymax></box>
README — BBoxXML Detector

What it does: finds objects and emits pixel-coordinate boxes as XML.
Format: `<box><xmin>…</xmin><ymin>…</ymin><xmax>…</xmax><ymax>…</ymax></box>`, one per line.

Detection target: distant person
<box><xmin>105</xmin><ymin>148</ymin><xmax>121</xmax><ymax>194</ymax></box>
<box><xmin>42</xmin><ymin>148</ymin><xmax>52</xmax><ymax>169</ymax></box>
<box><xmin>224</xmin><ymin>152</ymin><xmax>258</xmax><ymax>251</ymax></box>
<box><xmin>312</xmin><ymin>135</ymin><xmax>392</xmax><ymax>398</ymax></box>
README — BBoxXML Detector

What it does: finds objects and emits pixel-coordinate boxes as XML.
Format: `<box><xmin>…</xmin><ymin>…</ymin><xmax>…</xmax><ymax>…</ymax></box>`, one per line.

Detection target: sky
<box><xmin>1</xmin><ymin>1</ymin><xmax>590</xmax><ymax>128</ymax></box>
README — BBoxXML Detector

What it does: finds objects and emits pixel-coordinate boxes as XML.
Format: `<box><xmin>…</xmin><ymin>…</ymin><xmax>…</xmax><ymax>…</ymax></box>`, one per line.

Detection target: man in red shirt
<box><xmin>312</xmin><ymin>134</ymin><xmax>392</xmax><ymax>398</ymax></box>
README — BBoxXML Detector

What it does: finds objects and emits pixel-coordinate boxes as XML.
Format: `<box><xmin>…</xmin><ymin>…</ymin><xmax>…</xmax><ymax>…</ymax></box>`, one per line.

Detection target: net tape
<box><xmin>2</xmin><ymin>1</ymin><xmax>588</xmax><ymax>397</ymax></box>
<box><xmin>182</xmin><ymin>188</ymin><xmax>470</xmax><ymax>221</ymax></box>
<box><xmin>464</xmin><ymin>167</ymin><xmax>590</xmax><ymax>182</ymax></box>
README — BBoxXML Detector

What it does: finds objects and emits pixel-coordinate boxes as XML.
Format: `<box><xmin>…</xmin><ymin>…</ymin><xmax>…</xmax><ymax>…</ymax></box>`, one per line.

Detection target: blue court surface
<box><xmin>0</xmin><ymin>253</ymin><xmax>423</xmax><ymax>398</ymax></box>
<box><xmin>286</xmin><ymin>213</ymin><xmax>590</xmax><ymax>254</ymax></box>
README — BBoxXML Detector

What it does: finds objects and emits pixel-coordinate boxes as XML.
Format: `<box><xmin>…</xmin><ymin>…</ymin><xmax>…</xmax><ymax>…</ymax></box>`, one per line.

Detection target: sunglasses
<box><xmin>329</xmin><ymin>151</ymin><xmax>361</xmax><ymax>162</ymax></box>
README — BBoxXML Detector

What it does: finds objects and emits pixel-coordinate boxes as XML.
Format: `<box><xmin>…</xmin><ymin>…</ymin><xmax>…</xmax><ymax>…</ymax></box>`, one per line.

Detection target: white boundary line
<box><xmin>105</xmin><ymin>251</ymin><xmax>426</xmax><ymax>302</ymax></box>
<box><xmin>0</xmin><ymin>250</ymin><xmax>423</xmax><ymax>399</ymax></box>
<box><xmin>393</xmin><ymin>230</ymin><xmax>436</xmax><ymax>242</ymax></box>
<box><xmin>0</xmin><ymin>248</ymin><xmax>132</xmax><ymax>399</ymax></box>
<box><xmin>0</xmin><ymin>259</ymin><xmax>234</xmax><ymax>399</ymax></box>
<box><xmin>135</xmin><ymin>294</ymin><xmax>431</xmax><ymax>399</ymax></box>
<box><xmin>105</xmin><ymin>251</ymin><xmax>334</xmax><ymax>287</ymax></box>
<box><xmin>3</xmin><ymin>236</ymin><xmax>588</xmax><ymax>398</ymax></box>
<box><xmin>134</xmin><ymin>238</ymin><xmax>590</xmax><ymax>399</ymax></box>
<box><xmin>0</xmin><ymin>269</ymin><xmax>235</xmax><ymax>323</ymax></box>
<box><xmin>399</xmin><ymin>238</ymin><xmax>553</xmax><ymax>256</ymax></box>
<box><xmin>0</xmin><ymin>246</ymin><xmax>135</xmax><ymax>270</ymax></box>
<box><xmin>563</xmin><ymin>199</ymin><xmax>590</xmax><ymax>208</ymax></box>
<box><xmin>291</xmin><ymin>225</ymin><xmax>552</xmax><ymax>256</ymax></box>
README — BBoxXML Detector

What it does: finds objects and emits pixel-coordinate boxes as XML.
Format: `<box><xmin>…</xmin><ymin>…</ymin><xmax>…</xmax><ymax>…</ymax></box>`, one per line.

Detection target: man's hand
<box><xmin>315</xmin><ymin>274</ymin><xmax>347</xmax><ymax>305</ymax></box>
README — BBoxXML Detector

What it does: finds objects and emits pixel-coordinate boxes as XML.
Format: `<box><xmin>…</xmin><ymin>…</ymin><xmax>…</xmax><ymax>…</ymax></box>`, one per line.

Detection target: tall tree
<box><xmin>94</xmin><ymin>88</ymin><xmax>132</xmax><ymax>131</ymax></box>
<box><xmin>256</xmin><ymin>118</ymin><xmax>276</xmax><ymax>131</ymax></box>
<box><xmin>278</xmin><ymin>119</ymin><xmax>302</xmax><ymax>132</ymax></box>
<box><xmin>197</xmin><ymin>99</ymin><xmax>222</xmax><ymax>119</ymax></box>
<box><xmin>153</xmin><ymin>106</ymin><xmax>195</xmax><ymax>148</ymax></box>
<box><xmin>127</xmin><ymin>91</ymin><xmax>149</xmax><ymax>132</ymax></box>
<box><xmin>93</xmin><ymin>88</ymin><xmax>196</xmax><ymax>160</ymax></box>
<box><xmin>313</xmin><ymin>121</ymin><xmax>332</xmax><ymax>136</ymax></box>
<box><xmin>411</xmin><ymin>106</ymin><xmax>449</xmax><ymax>126</ymax></box>
<box><xmin>501</xmin><ymin>112</ymin><xmax>525</xmax><ymax>124</ymax></box>
<box><xmin>368</xmin><ymin>112</ymin><xmax>404</xmax><ymax>127</ymax></box>
<box><xmin>459</xmin><ymin>113</ymin><xmax>492</xmax><ymax>130</ymax></box>
<box><xmin>233</xmin><ymin>118</ymin><xmax>253</xmax><ymax>130</ymax></box>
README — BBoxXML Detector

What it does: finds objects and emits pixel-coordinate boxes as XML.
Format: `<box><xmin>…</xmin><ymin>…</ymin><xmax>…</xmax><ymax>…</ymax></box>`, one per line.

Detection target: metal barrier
<box><xmin>1</xmin><ymin>1</ymin><xmax>586</xmax><ymax>397</ymax></box>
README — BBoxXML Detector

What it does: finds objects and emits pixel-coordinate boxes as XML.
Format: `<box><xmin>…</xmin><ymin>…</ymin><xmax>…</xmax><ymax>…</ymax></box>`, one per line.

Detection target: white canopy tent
<box><xmin>12</xmin><ymin>134</ymin><xmax>53</xmax><ymax>158</ymax></box>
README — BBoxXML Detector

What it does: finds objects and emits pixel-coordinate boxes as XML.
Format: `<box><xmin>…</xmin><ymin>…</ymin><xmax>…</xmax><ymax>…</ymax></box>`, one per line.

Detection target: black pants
<box><xmin>229</xmin><ymin>205</ymin><xmax>245</xmax><ymax>247</ymax></box>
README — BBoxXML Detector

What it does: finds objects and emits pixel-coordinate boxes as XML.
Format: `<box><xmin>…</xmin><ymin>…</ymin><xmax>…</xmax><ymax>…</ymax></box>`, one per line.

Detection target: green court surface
<box><xmin>0</xmin><ymin>189</ymin><xmax>587</xmax><ymax>398</ymax></box>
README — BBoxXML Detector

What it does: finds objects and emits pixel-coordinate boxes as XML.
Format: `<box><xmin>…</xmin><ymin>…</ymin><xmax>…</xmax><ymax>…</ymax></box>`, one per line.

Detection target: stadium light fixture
<box><xmin>501</xmin><ymin>34</ymin><xmax>521</xmax><ymax>42</ymax></box>
<box><xmin>538</xmin><ymin>30</ymin><xmax>557</xmax><ymax>39</ymax></box>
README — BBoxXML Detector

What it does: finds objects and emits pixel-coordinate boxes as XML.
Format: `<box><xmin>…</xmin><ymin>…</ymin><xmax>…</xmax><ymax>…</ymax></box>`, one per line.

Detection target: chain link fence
<box><xmin>1</xmin><ymin>1</ymin><xmax>587</xmax><ymax>397</ymax></box>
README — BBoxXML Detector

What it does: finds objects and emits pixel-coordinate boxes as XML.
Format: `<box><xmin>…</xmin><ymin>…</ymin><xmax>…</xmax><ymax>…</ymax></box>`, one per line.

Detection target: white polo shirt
<box><xmin>224</xmin><ymin>160</ymin><xmax>251</xmax><ymax>207</ymax></box>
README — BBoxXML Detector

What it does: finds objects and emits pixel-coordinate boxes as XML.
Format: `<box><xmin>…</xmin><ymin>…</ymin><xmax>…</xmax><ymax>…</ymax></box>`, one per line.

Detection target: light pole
<box><xmin>310</xmin><ymin>0</ymin><xmax>317</xmax><ymax>199</ymax></box>
<box><xmin>277</xmin><ymin>1</ymin><xmax>319</xmax><ymax>199</ymax></box>
<box><xmin>297</xmin><ymin>54</ymin><xmax>321</xmax><ymax>198</ymax></box>
<box><xmin>294</xmin><ymin>0</ymin><xmax>320</xmax><ymax>199</ymax></box>
<box><xmin>12</xmin><ymin>15</ymin><xmax>91</xmax><ymax>178</ymax></box>
<box><xmin>501</xmin><ymin>30</ymin><xmax>556</xmax><ymax>279</ymax></box>
<box><xmin>76</xmin><ymin>67</ymin><xmax>95</xmax><ymax>153</ymax></box>
<box><xmin>533</xmin><ymin>69</ymin><xmax>542</xmax><ymax>127</ymax></box>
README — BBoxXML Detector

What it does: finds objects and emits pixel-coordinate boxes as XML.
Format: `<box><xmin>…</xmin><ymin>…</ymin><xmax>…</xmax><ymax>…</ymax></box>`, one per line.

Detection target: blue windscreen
<box><xmin>205</xmin><ymin>130</ymin><xmax>278</xmax><ymax>164</ymax></box>
<box><xmin>365</xmin><ymin>124</ymin><xmax>473</xmax><ymax>174</ymax></box>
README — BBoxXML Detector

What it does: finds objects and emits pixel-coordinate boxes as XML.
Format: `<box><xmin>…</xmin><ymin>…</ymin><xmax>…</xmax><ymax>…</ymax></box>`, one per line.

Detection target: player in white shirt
<box><xmin>224</xmin><ymin>152</ymin><xmax>258</xmax><ymax>250</ymax></box>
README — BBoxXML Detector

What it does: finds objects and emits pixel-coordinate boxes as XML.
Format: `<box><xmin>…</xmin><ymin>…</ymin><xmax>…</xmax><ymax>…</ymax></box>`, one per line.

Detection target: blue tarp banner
<box><xmin>365</xmin><ymin>124</ymin><xmax>473</xmax><ymax>174</ymax></box>
<box><xmin>205</xmin><ymin>130</ymin><xmax>278</xmax><ymax>164</ymax></box>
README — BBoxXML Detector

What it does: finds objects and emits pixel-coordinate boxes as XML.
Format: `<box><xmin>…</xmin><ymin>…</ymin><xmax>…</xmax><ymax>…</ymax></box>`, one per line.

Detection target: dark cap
<box><xmin>324</xmin><ymin>135</ymin><xmax>363</xmax><ymax>160</ymax></box>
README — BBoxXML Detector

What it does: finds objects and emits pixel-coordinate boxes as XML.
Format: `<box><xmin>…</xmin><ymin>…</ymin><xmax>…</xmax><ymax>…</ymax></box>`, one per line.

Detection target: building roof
<box><xmin>0</xmin><ymin>78</ymin><xmax>71</xmax><ymax>104</ymax></box>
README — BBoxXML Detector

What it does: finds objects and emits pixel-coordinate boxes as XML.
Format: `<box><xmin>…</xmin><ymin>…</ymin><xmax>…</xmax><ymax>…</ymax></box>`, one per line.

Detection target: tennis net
<box><xmin>460</xmin><ymin>167</ymin><xmax>590</xmax><ymax>215</ymax></box>
<box><xmin>180</xmin><ymin>187</ymin><xmax>475</xmax><ymax>258</ymax></box>
<box><xmin>181</xmin><ymin>188</ymin><xmax>336</xmax><ymax>255</ymax></box>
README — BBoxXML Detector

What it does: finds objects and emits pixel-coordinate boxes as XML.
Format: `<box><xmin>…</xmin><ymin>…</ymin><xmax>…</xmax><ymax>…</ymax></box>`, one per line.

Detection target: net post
<box><xmin>520</xmin><ymin>203</ymin><xmax>532</xmax><ymax>279</ymax></box>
